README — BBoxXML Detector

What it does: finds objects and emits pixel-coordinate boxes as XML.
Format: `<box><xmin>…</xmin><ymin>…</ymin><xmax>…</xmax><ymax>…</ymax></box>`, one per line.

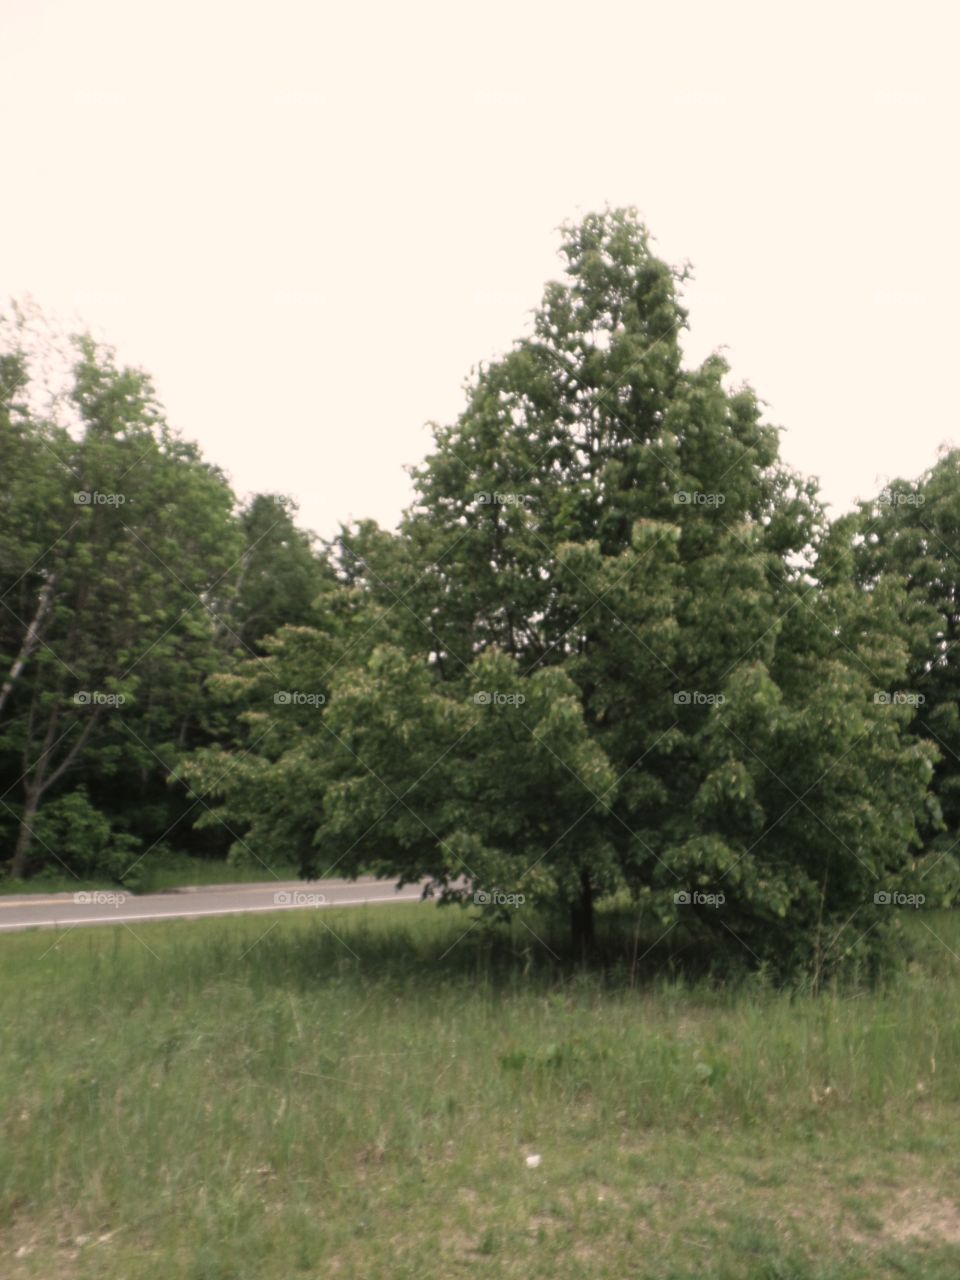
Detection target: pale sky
<box><xmin>2</xmin><ymin>0</ymin><xmax>957</xmax><ymax>541</ymax></box>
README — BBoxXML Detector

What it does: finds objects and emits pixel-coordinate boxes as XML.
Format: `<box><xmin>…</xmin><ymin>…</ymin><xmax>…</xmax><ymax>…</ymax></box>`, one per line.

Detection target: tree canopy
<box><xmin>3</xmin><ymin>211</ymin><xmax>958</xmax><ymax>979</ymax></box>
<box><xmin>177</xmin><ymin>209</ymin><xmax>954</xmax><ymax>977</ymax></box>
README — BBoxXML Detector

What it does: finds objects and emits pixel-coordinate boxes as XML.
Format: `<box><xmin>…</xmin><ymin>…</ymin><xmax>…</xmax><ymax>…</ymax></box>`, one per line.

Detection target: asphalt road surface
<box><xmin>0</xmin><ymin>877</ymin><xmax>428</xmax><ymax>934</ymax></box>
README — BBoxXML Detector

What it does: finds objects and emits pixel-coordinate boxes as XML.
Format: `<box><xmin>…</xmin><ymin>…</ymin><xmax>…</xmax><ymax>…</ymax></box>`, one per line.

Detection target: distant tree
<box><xmin>0</xmin><ymin>327</ymin><xmax>241</xmax><ymax>878</ymax></box>
<box><xmin>226</xmin><ymin>494</ymin><xmax>331</xmax><ymax>654</ymax></box>
<box><xmin>850</xmin><ymin>454</ymin><xmax>960</xmax><ymax>881</ymax></box>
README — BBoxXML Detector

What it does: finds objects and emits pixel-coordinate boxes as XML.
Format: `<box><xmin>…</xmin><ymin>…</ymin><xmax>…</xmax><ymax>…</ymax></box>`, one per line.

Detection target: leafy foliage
<box><xmin>180</xmin><ymin>209</ymin><xmax>947</xmax><ymax>977</ymax></box>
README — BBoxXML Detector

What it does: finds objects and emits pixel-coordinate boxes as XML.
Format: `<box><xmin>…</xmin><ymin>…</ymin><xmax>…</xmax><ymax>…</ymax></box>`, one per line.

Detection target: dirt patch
<box><xmin>883</xmin><ymin>1187</ymin><xmax>960</xmax><ymax>1245</ymax></box>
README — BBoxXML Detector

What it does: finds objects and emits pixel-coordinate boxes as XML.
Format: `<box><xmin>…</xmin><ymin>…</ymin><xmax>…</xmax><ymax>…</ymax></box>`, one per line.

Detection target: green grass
<box><xmin>130</xmin><ymin>855</ymin><xmax>301</xmax><ymax>895</ymax></box>
<box><xmin>0</xmin><ymin>870</ymin><xmax>121</xmax><ymax>896</ymax></box>
<box><xmin>0</xmin><ymin>855</ymin><xmax>300</xmax><ymax>897</ymax></box>
<box><xmin>2</xmin><ymin>904</ymin><xmax>960</xmax><ymax>1278</ymax></box>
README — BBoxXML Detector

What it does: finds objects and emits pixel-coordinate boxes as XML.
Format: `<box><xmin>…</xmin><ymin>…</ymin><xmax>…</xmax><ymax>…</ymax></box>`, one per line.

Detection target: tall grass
<box><xmin>2</xmin><ymin>904</ymin><xmax>959</xmax><ymax>1278</ymax></box>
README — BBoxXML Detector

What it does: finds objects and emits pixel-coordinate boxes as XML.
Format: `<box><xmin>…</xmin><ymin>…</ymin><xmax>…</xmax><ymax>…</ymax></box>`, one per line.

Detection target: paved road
<box><xmin>0</xmin><ymin>877</ymin><xmax>428</xmax><ymax>933</ymax></box>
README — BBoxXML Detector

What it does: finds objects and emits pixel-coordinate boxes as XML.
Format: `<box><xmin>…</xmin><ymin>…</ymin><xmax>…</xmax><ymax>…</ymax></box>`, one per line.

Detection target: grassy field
<box><xmin>2</xmin><ymin>903</ymin><xmax>960</xmax><ymax>1278</ymax></box>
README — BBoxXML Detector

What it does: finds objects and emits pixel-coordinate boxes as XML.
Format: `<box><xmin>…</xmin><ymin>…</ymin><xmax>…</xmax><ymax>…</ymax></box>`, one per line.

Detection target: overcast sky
<box><xmin>2</xmin><ymin>0</ymin><xmax>957</xmax><ymax>541</ymax></box>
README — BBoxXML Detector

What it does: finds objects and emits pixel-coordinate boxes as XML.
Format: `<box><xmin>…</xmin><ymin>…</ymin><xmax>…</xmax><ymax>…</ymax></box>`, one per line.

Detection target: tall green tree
<box><xmin>184</xmin><ymin>210</ymin><xmax>938</xmax><ymax>974</ymax></box>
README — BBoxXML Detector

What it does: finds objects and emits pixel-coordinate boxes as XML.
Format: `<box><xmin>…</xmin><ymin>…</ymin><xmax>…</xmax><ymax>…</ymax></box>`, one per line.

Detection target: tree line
<box><xmin>2</xmin><ymin>211</ymin><xmax>959</xmax><ymax>977</ymax></box>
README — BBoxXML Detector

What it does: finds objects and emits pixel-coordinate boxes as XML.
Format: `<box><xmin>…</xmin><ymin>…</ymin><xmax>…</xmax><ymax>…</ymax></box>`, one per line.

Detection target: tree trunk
<box><xmin>0</xmin><ymin>573</ymin><xmax>57</xmax><ymax>722</ymax></box>
<box><xmin>7</xmin><ymin>700</ymin><xmax>101</xmax><ymax>879</ymax></box>
<box><xmin>569</xmin><ymin>868</ymin><xmax>594</xmax><ymax>956</ymax></box>
<box><xmin>9</xmin><ymin>785</ymin><xmax>41</xmax><ymax>879</ymax></box>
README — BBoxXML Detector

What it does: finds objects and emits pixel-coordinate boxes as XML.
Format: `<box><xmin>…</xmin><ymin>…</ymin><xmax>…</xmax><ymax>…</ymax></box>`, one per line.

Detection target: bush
<box><xmin>31</xmin><ymin>788</ymin><xmax>141</xmax><ymax>881</ymax></box>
